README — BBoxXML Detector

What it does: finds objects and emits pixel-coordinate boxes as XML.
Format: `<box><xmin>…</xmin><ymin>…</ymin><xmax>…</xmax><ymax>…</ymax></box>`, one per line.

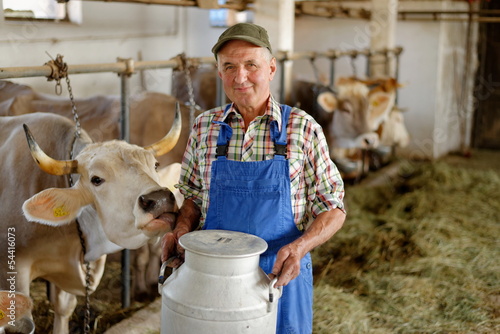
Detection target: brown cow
<box><xmin>289</xmin><ymin>76</ymin><xmax>405</xmax><ymax>179</ymax></box>
<box><xmin>0</xmin><ymin>81</ymin><xmax>197</xmax><ymax>167</ymax></box>
<box><xmin>171</xmin><ymin>63</ymin><xmax>221</xmax><ymax>112</ymax></box>
<box><xmin>0</xmin><ymin>291</ymin><xmax>33</xmax><ymax>332</ymax></box>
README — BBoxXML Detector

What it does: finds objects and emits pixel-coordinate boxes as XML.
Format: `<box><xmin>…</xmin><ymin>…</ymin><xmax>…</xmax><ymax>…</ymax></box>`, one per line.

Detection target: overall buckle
<box><xmin>274</xmin><ymin>144</ymin><xmax>287</xmax><ymax>156</ymax></box>
<box><xmin>216</xmin><ymin>144</ymin><xmax>229</xmax><ymax>157</ymax></box>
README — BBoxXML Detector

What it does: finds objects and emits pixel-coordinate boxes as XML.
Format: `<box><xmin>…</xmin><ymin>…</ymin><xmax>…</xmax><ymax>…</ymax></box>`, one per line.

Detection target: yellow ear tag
<box><xmin>54</xmin><ymin>206</ymin><xmax>69</xmax><ymax>217</ymax></box>
<box><xmin>0</xmin><ymin>309</ymin><xmax>5</xmax><ymax>320</ymax></box>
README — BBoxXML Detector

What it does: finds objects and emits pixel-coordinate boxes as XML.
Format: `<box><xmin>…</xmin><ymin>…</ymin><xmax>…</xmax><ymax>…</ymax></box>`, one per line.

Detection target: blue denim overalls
<box><xmin>203</xmin><ymin>104</ymin><xmax>313</xmax><ymax>334</ymax></box>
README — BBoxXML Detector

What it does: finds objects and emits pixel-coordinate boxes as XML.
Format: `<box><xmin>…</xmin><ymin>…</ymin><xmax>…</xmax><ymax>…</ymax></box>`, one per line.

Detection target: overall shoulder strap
<box><xmin>213</xmin><ymin>104</ymin><xmax>233</xmax><ymax>158</ymax></box>
<box><xmin>271</xmin><ymin>104</ymin><xmax>293</xmax><ymax>156</ymax></box>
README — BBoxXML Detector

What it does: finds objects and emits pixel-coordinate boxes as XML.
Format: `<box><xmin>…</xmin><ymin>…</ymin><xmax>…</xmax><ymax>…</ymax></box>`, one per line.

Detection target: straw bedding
<box><xmin>30</xmin><ymin>152</ymin><xmax>499</xmax><ymax>333</ymax></box>
<box><xmin>312</xmin><ymin>156</ymin><xmax>499</xmax><ymax>333</ymax></box>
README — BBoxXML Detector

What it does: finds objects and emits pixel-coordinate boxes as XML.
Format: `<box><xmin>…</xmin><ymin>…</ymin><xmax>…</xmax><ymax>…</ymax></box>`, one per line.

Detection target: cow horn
<box><xmin>145</xmin><ymin>102</ymin><xmax>182</xmax><ymax>157</ymax></box>
<box><xmin>23</xmin><ymin>124</ymin><xmax>79</xmax><ymax>176</ymax></box>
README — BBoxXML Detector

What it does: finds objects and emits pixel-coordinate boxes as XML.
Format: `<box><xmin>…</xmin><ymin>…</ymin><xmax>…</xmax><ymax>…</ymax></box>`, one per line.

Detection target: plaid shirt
<box><xmin>176</xmin><ymin>95</ymin><xmax>345</xmax><ymax>231</ymax></box>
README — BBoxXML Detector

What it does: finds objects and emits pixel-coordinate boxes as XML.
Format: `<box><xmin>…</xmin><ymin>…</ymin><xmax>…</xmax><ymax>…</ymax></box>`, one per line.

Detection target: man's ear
<box><xmin>269</xmin><ymin>57</ymin><xmax>277</xmax><ymax>80</ymax></box>
<box><xmin>22</xmin><ymin>188</ymin><xmax>89</xmax><ymax>225</ymax></box>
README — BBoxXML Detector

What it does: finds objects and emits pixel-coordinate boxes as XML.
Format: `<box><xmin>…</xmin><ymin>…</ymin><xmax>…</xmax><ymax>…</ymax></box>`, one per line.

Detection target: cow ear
<box><xmin>368</xmin><ymin>92</ymin><xmax>394</xmax><ymax>127</ymax></box>
<box><xmin>22</xmin><ymin>188</ymin><xmax>88</xmax><ymax>225</ymax></box>
<box><xmin>317</xmin><ymin>91</ymin><xmax>337</xmax><ymax>113</ymax></box>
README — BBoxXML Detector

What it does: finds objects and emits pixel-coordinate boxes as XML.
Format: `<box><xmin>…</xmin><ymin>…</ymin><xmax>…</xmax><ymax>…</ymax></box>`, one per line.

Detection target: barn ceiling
<box><xmin>76</xmin><ymin>0</ymin><xmax>500</xmax><ymax>22</ymax></box>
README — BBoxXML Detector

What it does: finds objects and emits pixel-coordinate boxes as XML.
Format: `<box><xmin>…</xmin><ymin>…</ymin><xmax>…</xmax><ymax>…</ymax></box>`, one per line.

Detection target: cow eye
<box><xmin>91</xmin><ymin>176</ymin><xmax>105</xmax><ymax>186</ymax></box>
<box><xmin>155</xmin><ymin>162</ymin><xmax>160</xmax><ymax>171</ymax></box>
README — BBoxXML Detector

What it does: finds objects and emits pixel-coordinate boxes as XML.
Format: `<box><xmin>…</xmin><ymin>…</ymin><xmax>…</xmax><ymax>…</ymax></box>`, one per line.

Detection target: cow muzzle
<box><xmin>138</xmin><ymin>188</ymin><xmax>178</xmax><ymax>234</ymax></box>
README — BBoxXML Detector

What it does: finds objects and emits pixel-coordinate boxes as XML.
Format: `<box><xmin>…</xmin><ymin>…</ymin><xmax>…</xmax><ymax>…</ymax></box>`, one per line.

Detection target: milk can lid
<box><xmin>179</xmin><ymin>230</ymin><xmax>268</xmax><ymax>258</ymax></box>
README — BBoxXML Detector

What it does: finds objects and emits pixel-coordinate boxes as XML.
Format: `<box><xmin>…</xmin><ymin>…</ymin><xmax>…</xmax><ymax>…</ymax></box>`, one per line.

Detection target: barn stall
<box><xmin>1</xmin><ymin>0</ymin><xmax>499</xmax><ymax>333</ymax></box>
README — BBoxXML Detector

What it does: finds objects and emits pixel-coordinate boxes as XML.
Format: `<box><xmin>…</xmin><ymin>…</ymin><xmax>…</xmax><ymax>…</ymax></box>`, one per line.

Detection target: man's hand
<box><xmin>269</xmin><ymin>208</ymin><xmax>346</xmax><ymax>287</ymax></box>
<box><xmin>269</xmin><ymin>242</ymin><xmax>305</xmax><ymax>287</ymax></box>
<box><xmin>160</xmin><ymin>199</ymin><xmax>201</xmax><ymax>266</ymax></box>
<box><xmin>160</xmin><ymin>229</ymin><xmax>188</xmax><ymax>267</ymax></box>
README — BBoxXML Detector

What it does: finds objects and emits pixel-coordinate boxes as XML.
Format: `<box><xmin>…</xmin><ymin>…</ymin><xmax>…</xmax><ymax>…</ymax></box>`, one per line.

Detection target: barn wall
<box><xmin>0</xmin><ymin>2</ymin><xmax>186</xmax><ymax>97</ymax></box>
<box><xmin>294</xmin><ymin>17</ymin><xmax>372</xmax><ymax>82</ymax></box>
<box><xmin>434</xmin><ymin>18</ymin><xmax>476</xmax><ymax>159</ymax></box>
<box><xmin>1</xmin><ymin>1</ymin><xmax>478</xmax><ymax>160</ymax></box>
<box><xmin>286</xmin><ymin>1</ymin><xmax>477</xmax><ymax>160</ymax></box>
<box><xmin>184</xmin><ymin>7</ymin><xmax>223</xmax><ymax>57</ymax></box>
<box><xmin>290</xmin><ymin>15</ymin><xmax>441</xmax><ymax>159</ymax></box>
<box><xmin>396</xmin><ymin>20</ymin><xmax>441</xmax><ymax>160</ymax></box>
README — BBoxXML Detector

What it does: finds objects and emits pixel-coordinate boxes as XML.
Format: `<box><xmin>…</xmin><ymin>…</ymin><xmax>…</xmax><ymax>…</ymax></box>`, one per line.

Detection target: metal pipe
<box><xmin>5</xmin><ymin>50</ymin><xmax>416</xmax><ymax>80</ymax></box>
<box><xmin>0</xmin><ymin>57</ymin><xmax>215</xmax><ymax>80</ymax></box>
<box><xmin>394</xmin><ymin>52</ymin><xmax>400</xmax><ymax>105</ymax></box>
<box><xmin>82</xmin><ymin>0</ymin><xmax>197</xmax><ymax>6</ymax></box>
<box><xmin>328</xmin><ymin>57</ymin><xmax>336</xmax><ymax>87</ymax></box>
<box><xmin>294</xmin><ymin>1</ymin><xmax>500</xmax><ymax>22</ymax></box>
<box><xmin>365</xmin><ymin>51</ymin><xmax>371</xmax><ymax>78</ymax></box>
<box><xmin>216</xmin><ymin>75</ymin><xmax>225</xmax><ymax>106</ymax></box>
<box><xmin>120</xmin><ymin>75</ymin><xmax>131</xmax><ymax>142</ymax></box>
<box><xmin>279</xmin><ymin>58</ymin><xmax>286</xmax><ymax>103</ymax></box>
<box><xmin>274</xmin><ymin>47</ymin><xmax>402</xmax><ymax>63</ymax></box>
<box><xmin>80</xmin><ymin>0</ymin><xmax>252</xmax><ymax>10</ymax></box>
<box><xmin>398</xmin><ymin>10</ymin><xmax>500</xmax><ymax>16</ymax></box>
<box><xmin>120</xmin><ymin>250</ymin><xmax>131</xmax><ymax>308</ymax></box>
<box><xmin>118</xmin><ymin>62</ymin><xmax>132</xmax><ymax>309</ymax></box>
<box><xmin>398</xmin><ymin>16</ymin><xmax>500</xmax><ymax>23</ymax></box>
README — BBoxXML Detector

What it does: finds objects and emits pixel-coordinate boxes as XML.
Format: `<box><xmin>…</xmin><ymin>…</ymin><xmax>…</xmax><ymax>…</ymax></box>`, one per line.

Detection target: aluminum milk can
<box><xmin>158</xmin><ymin>230</ymin><xmax>282</xmax><ymax>334</ymax></box>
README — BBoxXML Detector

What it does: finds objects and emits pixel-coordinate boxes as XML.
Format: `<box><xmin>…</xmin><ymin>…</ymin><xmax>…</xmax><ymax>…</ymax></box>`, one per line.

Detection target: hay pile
<box><xmin>29</xmin><ymin>153</ymin><xmax>499</xmax><ymax>333</ymax></box>
<box><xmin>31</xmin><ymin>260</ymin><xmax>150</xmax><ymax>333</ymax></box>
<box><xmin>312</xmin><ymin>158</ymin><xmax>500</xmax><ymax>333</ymax></box>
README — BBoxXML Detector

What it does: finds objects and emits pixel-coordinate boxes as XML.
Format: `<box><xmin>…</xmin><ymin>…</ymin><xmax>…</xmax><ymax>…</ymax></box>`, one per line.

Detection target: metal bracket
<box><xmin>117</xmin><ymin>57</ymin><xmax>135</xmax><ymax>77</ymax></box>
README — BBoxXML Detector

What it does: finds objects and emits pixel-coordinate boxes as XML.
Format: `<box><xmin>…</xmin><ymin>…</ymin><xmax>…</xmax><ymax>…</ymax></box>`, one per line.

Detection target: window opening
<box><xmin>209</xmin><ymin>0</ymin><xmax>253</xmax><ymax>27</ymax></box>
<box><xmin>3</xmin><ymin>0</ymin><xmax>81</xmax><ymax>23</ymax></box>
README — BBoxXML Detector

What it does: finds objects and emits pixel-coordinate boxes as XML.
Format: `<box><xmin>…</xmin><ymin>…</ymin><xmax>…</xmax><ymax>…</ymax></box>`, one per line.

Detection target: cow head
<box><xmin>21</xmin><ymin>104</ymin><xmax>182</xmax><ymax>250</ymax></box>
<box><xmin>330</xmin><ymin>77</ymin><xmax>398</xmax><ymax>151</ymax></box>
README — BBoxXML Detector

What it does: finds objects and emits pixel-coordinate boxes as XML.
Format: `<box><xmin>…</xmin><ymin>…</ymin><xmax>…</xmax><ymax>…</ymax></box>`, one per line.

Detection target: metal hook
<box><xmin>309</xmin><ymin>53</ymin><xmax>321</xmax><ymax>84</ymax></box>
<box><xmin>349</xmin><ymin>51</ymin><xmax>358</xmax><ymax>78</ymax></box>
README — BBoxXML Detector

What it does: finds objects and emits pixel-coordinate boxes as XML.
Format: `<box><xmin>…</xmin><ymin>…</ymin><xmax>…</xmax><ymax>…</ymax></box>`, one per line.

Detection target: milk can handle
<box><xmin>268</xmin><ymin>277</ymin><xmax>283</xmax><ymax>303</ymax></box>
<box><xmin>158</xmin><ymin>256</ymin><xmax>178</xmax><ymax>295</ymax></box>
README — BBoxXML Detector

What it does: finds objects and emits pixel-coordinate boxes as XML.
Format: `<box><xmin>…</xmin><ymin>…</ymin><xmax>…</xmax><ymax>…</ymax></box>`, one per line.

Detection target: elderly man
<box><xmin>161</xmin><ymin>23</ymin><xmax>346</xmax><ymax>333</ymax></box>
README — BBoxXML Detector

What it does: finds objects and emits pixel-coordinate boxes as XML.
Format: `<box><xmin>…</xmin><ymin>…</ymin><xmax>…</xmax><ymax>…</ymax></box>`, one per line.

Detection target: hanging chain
<box><xmin>65</xmin><ymin>75</ymin><xmax>82</xmax><ymax>139</ymax></box>
<box><xmin>349</xmin><ymin>51</ymin><xmax>358</xmax><ymax>78</ymax></box>
<box><xmin>308</xmin><ymin>53</ymin><xmax>327</xmax><ymax>116</ymax></box>
<box><xmin>309</xmin><ymin>53</ymin><xmax>321</xmax><ymax>84</ymax></box>
<box><xmin>184</xmin><ymin>65</ymin><xmax>196</xmax><ymax>127</ymax></box>
<box><xmin>45</xmin><ymin>53</ymin><xmax>91</xmax><ymax>334</ymax></box>
<box><xmin>74</xmin><ymin>220</ymin><xmax>92</xmax><ymax>334</ymax></box>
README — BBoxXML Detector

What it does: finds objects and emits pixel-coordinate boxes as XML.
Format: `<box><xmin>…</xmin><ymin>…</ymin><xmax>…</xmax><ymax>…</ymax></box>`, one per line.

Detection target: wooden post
<box><xmin>253</xmin><ymin>0</ymin><xmax>295</xmax><ymax>103</ymax></box>
<box><xmin>370</xmin><ymin>0</ymin><xmax>398</xmax><ymax>78</ymax></box>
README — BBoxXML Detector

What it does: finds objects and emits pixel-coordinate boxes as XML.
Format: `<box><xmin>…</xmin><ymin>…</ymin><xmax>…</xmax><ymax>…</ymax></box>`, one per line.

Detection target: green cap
<box><xmin>212</xmin><ymin>23</ymin><xmax>272</xmax><ymax>58</ymax></box>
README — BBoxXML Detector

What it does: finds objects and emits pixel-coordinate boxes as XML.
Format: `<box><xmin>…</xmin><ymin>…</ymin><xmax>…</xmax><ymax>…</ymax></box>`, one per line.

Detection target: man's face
<box><xmin>217</xmin><ymin>40</ymin><xmax>277</xmax><ymax>112</ymax></box>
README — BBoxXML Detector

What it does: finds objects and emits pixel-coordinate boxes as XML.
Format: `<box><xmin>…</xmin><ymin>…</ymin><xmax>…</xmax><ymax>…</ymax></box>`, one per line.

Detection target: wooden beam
<box><xmin>81</xmin><ymin>0</ymin><xmax>197</xmax><ymax>6</ymax></box>
<box><xmin>79</xmin><ymin>0</ymin><xmax>253</xmax><ymax>10</ymax></box>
